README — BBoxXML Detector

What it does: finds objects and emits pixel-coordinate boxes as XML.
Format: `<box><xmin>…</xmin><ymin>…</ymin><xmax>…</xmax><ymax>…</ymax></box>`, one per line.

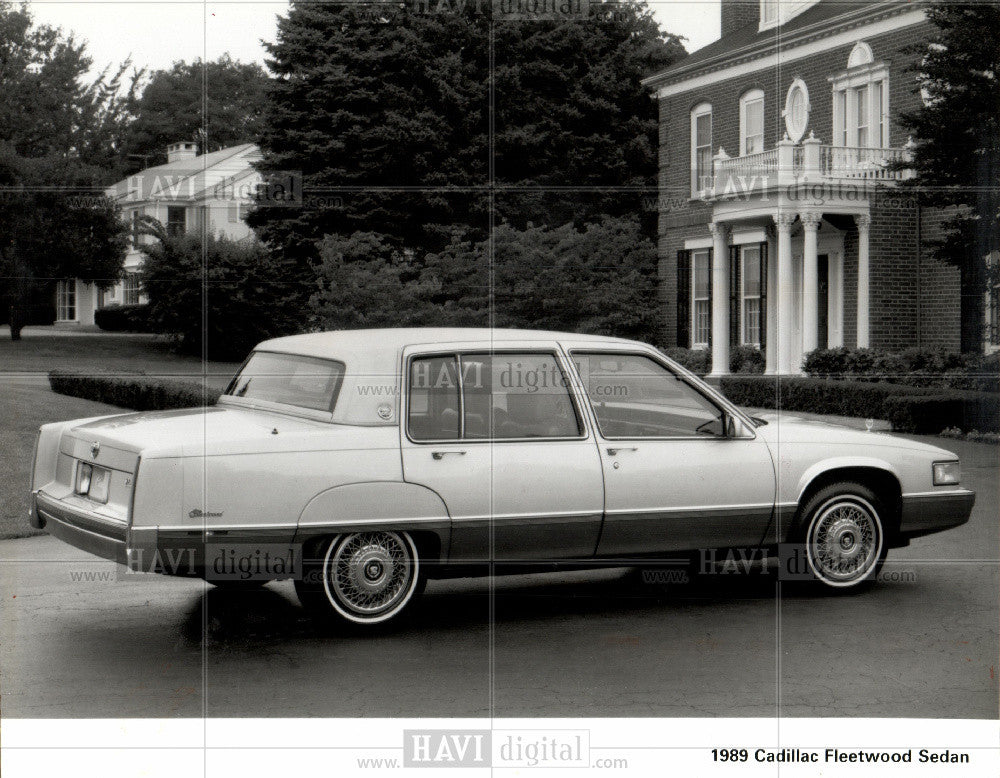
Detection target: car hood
<box><xmin>750</xmin><ymin>411</ymin><xmax>959</xmax><ymax>458</ymax></box>
<box><xmin>66</xmin><ymin>405</ymin><xmax>370</xmax><ymax>458</ymax></box>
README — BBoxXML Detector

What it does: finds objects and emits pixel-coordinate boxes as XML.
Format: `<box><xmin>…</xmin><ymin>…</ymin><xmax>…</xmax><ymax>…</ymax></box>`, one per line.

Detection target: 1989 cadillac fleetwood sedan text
<box><xmin>716</xmin><ymin>748</ymin><xmax>970</xmax><ymax>764</ymax></box>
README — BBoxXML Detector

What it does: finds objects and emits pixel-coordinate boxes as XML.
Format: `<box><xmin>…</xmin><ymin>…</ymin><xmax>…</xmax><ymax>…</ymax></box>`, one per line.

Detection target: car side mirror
<box><xmin>725</xmin><ymin>414</ymin><xmax>751</xmax><ymax>439</ymax></box>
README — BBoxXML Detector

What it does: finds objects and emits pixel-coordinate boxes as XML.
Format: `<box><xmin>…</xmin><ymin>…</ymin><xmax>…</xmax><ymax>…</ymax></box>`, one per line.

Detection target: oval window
<box><xmin>783</xmin><ymin>79</ymin><xmax>810</xmax><ymax>142</ymax></box>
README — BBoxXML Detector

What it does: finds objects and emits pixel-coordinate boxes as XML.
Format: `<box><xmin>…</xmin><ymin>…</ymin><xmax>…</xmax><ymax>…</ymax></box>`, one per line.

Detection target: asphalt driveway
<box><xmin>1</xmin><ymin>435</ymin><xmax>996</xmax><ymax>718</ymax></box>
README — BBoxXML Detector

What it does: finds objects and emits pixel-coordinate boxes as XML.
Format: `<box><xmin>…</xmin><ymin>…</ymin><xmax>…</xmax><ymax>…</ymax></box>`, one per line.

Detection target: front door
<box><xmin>568</xmin><ymin>349</ymin><xmax>776</xmax><ymax>558</ymax></box>
<box><xmin>400</xmin><ymin>348</ymin><xmax>605</xmax><ymax>563</ymax></box>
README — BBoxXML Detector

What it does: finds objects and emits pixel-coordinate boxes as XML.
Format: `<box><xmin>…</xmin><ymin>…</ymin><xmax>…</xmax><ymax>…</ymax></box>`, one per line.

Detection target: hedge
<box><xmin>48</xmin><ymin>370</ymin><xmax>219</xmax><ymax>411</ymax></box>
<box><xmin>94</xmin><ymin>304</ymin><xmax>152</xmax><ymax>333</ymax></box>
<box><xmin>883</xmin><ymin>393</ymin><xmax>1000</xmax><ymax>435</ymax></box>
<box><xmin>803</xmin><ymin>347</ymin><xmax>999</xmax><ymax>393</ymax></box>
<box><xmin>720</xmin><ymin>375</ymin><xmax>924</xmax><ymax>419</ymax></box>
<box><xmin>719</xmin><ymin>375</ymin><xmax>998</xmax><ymax>434</ymax></box>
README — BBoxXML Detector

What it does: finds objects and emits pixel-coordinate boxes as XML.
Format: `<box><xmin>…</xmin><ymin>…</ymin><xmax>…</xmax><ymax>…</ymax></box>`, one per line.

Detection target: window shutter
<box><xmin>758</xmin><ymin>242</ymin><xmax>768</xmax><ymax>352</ymax></box>
<box><xmin>730</xmin><ymin>245</ymin><xmax>741</xmax><ymax>348</ymax></box>
<box><xmin>706</xmin><ymin>249</ymin><xmax>713</xmax><ymax>348</ymax></box>
<box><xmin>676</xmin><ymin>250</ymin><xmax>691</xmax><ymax>347</ymax></box>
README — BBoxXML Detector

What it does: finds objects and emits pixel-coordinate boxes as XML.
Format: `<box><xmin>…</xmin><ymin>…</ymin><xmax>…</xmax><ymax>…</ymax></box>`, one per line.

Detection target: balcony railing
<box><xmin>820</xmin><ymin>145</ymin><xmax>909</xmax><ymax>180</ymax></box>
<box><xmin>710</xmin><ymin>137</ymin><xmax>912</xmax><ymax>199</ymax></box>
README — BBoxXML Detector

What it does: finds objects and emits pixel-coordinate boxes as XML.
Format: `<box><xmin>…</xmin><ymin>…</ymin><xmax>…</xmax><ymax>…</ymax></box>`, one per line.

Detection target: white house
<box><xmin>55</xmin><ymin>142</ymin><xmax>263</xmax><ymax>326</ymax></box>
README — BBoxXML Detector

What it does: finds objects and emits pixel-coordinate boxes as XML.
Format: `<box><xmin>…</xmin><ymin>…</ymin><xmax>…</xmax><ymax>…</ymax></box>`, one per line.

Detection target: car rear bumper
<box><xmin>899</xmin><ymin>489</ymin><xmax>976</xmax><ymax>539</ymax></box>
<box><xmin>34</xmin><ymin>491</ymin><xmax>129</xmax><ymax>564</ymax></box>
<box><xmin>33</xmin><ymin>491</ymin><xmax>159</xmax><ymax>570</ymax></box>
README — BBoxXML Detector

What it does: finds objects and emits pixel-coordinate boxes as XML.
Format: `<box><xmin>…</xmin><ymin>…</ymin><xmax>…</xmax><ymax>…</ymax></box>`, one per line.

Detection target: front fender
<box><xmin>792</xmin><ymin>456</ymin><xmax>901</xmax><ymax>506</ymax></box>
<box><xmin>294</xmin><ymin>481</ymin><xmax>451</xmax><ymax>555</ymax></box>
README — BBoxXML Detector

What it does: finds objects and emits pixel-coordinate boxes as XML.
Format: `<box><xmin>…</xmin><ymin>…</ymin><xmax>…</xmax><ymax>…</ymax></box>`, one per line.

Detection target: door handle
<box><xmin>606</xmin><ymin>447</ymin><xmax>638</xmax><ymax>456</ymax></box>
<box><xmin>432</xmin><ymin>450</ymin><xmax>467</xmax><ymax>460</ymax></box>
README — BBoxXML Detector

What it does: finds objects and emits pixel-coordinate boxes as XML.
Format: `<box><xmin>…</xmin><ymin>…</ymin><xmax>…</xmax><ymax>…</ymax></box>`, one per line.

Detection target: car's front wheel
<box><xmin>799</xmin><ymin>483</ymin><xmax>887</xmax><ymax>590</ymax></box>
<box><xmin>296</xmin><ymin>531</ymin><xmax>422</xmax><ymax>628</ymax></box>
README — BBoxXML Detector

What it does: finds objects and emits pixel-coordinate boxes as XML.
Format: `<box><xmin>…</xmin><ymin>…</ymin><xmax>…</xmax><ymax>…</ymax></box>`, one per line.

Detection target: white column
<box><xmin>855</xmin><ymin>213</ymin><xmax>872</xmax><ymax>348</ymax></box>
<box><xmin>709</xmin><ymin>221</ymin><xmax>730</xmax><ymax>377</ymax></box>
<box><xmin>801</xmin><ymin>212</ymin><xmax>821</xmax><ymax>355</ymax></box>
<box><xmin>828</xmin><ymin>251</ymin><xmax>844</xmax><ymax>347</ymax></box>
<box><xmin>765</xmin><ymin>228</ymin><xmax>778</xmax><ymax>374</ymax></box>
<box><xmin>775</xmin><ymin>213</ymin><xmax>796</xmax><ymax>374</ymax></box>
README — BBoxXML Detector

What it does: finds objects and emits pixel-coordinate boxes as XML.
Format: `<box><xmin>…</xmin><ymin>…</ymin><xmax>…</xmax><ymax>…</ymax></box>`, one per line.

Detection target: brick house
<box><xmin>643</xmin><ymin>0</ymin><xmax>992</xmax><ymax>375</ymax></box>
<box><xmin>55</xmin><ymin>142</ymin><xmax>261</xmax><ymax>326</ymax></box>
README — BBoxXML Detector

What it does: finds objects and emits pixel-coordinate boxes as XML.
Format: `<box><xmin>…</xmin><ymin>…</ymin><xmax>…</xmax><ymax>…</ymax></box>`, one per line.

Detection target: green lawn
<box><xmin>0</xmin><ymin>331</ymin><xmax>243</xmax><ymax>538</ymax></box>
<box><xmin>0</xmin><ymin>332</ymin><xmax>241</xmax><ymax>385</ymax></box>
<box><xmin>0</xmin><ymin>382</ymin><xmax>126</xmax><ymax>539</ymax></box>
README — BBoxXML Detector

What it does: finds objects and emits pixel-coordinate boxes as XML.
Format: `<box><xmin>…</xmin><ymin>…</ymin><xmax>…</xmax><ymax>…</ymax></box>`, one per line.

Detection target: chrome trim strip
<box><xmin>604</xmin><ymin>502</ymin><xmax>774</xmax><ymax>516</ymax></box>
<box><xmin>902</xmin><ymin>489</ymin><xmax>970</xmax><ymax>499</ymax></box>
<box><xmin>36</xmin><ymin>492</ymin><xmax>127</xmax><ymax>528</ymax></box>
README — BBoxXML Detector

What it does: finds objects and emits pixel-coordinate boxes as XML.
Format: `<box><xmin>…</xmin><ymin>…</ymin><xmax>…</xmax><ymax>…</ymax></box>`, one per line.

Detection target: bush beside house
<box><xmin>94</xmin><ymin>304</ymin><xmax>152</xmax><ymax>332</ymax></box>
<box><xmin>719</xmin><ymin>375</ymin><xmax>999</xmax><ymax>434</ymax></box>
<box><xmin>803</xmin><ymin>347</ymin><xmax>999</xmax><ymax>393</ymax></box>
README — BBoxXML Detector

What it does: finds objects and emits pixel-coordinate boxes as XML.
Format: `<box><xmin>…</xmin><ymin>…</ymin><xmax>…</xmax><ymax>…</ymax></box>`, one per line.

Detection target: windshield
<box><xmin>225</xmin><ymin>352</ymin><xmax>346</xmax><ymax>413</ymax></box>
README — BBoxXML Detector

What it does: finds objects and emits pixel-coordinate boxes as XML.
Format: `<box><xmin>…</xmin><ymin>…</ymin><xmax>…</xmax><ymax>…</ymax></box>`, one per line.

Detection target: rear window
<box><xmin>225</xmin><ymin>352</ymin><xmax>345</xmax><ymax>413</ymax></box>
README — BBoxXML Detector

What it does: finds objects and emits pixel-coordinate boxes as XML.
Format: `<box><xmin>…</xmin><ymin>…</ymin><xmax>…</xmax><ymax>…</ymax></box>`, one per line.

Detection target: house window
<box><xmin>691</xmin><ymin>103</ymin><xmax>713</xmax><ymax>195</ymax></box>
<box><xmin>783</xmin><ymin>79</ymin><xmax>810</xmax><ymax>142</ymax></box>
<box><xmin>166</xmin><ymin>206</ymin><xmax>186</xmax><ymax>236</ymax></box>
<box><xmin>692</xmin><ymin>249</ymin><xmax>711</xmax><ymax>348</ymax></box>
<box><xmin>56</xmin><ymin>280</ymin><xmax>76</xmax><ymax>321</ymax></box>
<box><xmin>761</xmin><ymin>0</ymin><xmax>778</xmax><ymax>27</ymax></box>
<box><xmin>855</xmin><ymin>86</ymin><xmax>869</xmax><ymax>147</ymax></box>
<box><xmin>123</xmin><ymin>274</ymin><xmax>141</xmax><ymax>306</ymax></box>
<box><xmin>831</xmin><ymin>42</ymin><xmax>890</xmax><ymax>148</ymax></box>
<box><xmin>740</xmin><ymin>90</ymin><xmax>765</xmax><ymax>156</ymax></box>
<box><xmin>740</xmin><ymin>246</ymin><xmax>762</xmax><ymax>346</ymax></box>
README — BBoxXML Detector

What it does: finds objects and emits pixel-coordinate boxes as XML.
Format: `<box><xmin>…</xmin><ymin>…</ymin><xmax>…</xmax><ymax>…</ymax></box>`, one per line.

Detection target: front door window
<box><xmin>574</xmin><ymin>352</ymin><xmax>725</xmax><ymax>438</ymax></box>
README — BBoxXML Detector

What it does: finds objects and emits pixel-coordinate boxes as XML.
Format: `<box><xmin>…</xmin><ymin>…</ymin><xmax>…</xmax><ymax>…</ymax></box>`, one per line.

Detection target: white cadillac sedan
<box><xmin>30</xmin><ymin>328</ymin><xmax>975</xmax><ymax>628</ymax></box>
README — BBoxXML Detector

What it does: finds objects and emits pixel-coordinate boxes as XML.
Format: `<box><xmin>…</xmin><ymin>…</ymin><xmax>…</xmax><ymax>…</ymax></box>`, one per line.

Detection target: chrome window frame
<box><xmin>403</xmin><ymin>348</ymin><xmax>590</xmax><ymax>445</ymax></box>
<box><xmin>568</xmin><ymin>348</ymin><xmax>756</xmax><ymax>442</ymax></box>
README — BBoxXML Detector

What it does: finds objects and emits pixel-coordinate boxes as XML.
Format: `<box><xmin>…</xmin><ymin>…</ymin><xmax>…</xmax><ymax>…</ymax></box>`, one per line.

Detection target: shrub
<box><xmin>730</xmin><ymin>345</ymin><xmax>765</xmax><ymax>374</ymax></box>
<box><xmin>48</xmin><ymin>370</ymin><xmax>219</xmax><ymax>411</ymax></box>
<box><xmin>140</xmin><ymin>231</ymin><xmax>306</xmax><ymax>361</ymax></box>
<box><xmin>94</xmin><ymin>304</ymin><xmax>151</xmax><ymax>332</ymax></box>
<box><xmin>661</xmin><ymin>346</ymin><xmax>765</xmax><ymax>376</ymax></box>
<box><xmin>883</xmin><ymin>392</ymin><xmax>1000</xmax><ymax>434</ymax></box>
<box><xmin>661</xmin><ymin>347</ymin><xmax>711</xmax><ymax>375</ymax></box>
<box><xmin>802</xmin><ymin>347</ymin><xmax>851</xmax><ymax>378</ymax></box>
<box><xmin>721</xmin><ymin>375</ymin><xmax>927</xmax><ymax>419</ymax></box>
<box><xmin>803</xmin><ymin>346</ymin><xmax>999</xmax><ymax>394</ymax></box>
<box><xmin>720</xmin><ymin>375</ymin><xmax>998</xmax><ymax>433</ymax></box>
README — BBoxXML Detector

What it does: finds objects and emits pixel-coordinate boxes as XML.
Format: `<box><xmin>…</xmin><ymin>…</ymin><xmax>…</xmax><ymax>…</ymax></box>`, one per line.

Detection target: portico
<box><xmin>698</xmin><ymin>204</ymin><xmax>870</xmax><ymax>377</ymax></box>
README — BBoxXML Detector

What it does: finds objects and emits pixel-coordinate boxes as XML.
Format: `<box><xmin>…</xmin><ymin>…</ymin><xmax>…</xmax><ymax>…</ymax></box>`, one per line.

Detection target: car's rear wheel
<box><xmin>296</xmin><ymin>531</ymin><xmax>422</xmax><ymax>628</ymax></box>
<box><xmin>799</xmin><ymin>483</ymin><xmax>887</xmax><ymax>590</ymax></box>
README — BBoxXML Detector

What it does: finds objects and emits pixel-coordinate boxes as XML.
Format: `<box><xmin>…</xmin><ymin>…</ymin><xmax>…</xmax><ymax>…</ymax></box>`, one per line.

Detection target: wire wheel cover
<box><xmin>329</xmin><ymin>532</ymin><xmax>413</xmax><ymax>616</ymax></box>
<box><xmin>808</xmin><ymin>500</ymin><xmax>880</xmax><ymax>583</ymax></box>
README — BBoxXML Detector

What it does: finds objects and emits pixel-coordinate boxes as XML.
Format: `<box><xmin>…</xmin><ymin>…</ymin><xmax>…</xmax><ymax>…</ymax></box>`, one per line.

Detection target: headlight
<box><xmin>933</xmin><ymin>461</ymin><xmax>960</xmax><ymax>486</ymax></box>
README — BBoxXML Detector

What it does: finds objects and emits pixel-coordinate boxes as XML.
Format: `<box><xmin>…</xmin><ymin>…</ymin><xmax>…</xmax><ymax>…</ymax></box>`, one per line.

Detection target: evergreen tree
<box><xmin>900</xmin><ymin>2</ymin><xmax>1000</xmax><ymax>350</ymax></box>
<box><xmin>249</xmin><ymin>1</ymin><xmax>684</xmax><ymax>266</ymax></box>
